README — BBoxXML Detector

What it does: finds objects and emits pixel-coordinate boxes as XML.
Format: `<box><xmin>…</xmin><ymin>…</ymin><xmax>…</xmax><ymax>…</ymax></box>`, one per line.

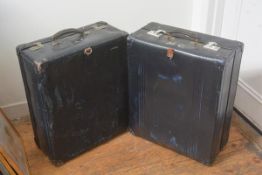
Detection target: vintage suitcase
<box><xmin>127</xmin><ymin>22</ymin><xmax>243</xmax><ymax>164</ymax></box>
<box><xmin>17</xmin><ymin>22</ymin><xmax>129</xmax><ymax>165</ymax></box>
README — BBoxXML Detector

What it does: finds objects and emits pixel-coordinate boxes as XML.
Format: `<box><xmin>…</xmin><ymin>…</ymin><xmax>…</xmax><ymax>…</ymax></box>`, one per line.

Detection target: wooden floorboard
<box><xmin>13</xmin><ymin>112</ymin><xmax>262</xmax><ymax>175</ymax></box>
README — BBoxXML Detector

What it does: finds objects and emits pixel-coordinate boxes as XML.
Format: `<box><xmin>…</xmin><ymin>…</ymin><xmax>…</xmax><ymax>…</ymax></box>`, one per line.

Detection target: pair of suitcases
<box><xmin>17</xmin><ymin>21</ymin><xmax>243</xmax><ymax>165</ymax></box>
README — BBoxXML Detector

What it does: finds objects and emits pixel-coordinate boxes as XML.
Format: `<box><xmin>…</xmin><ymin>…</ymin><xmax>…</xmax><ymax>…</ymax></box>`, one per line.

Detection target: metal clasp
<box><xmin>203</xmin><ymin>42</ymin><xmax>220</xmax><ymax>51</ymax></box>
<box><xmin>147</xmin><ymin>29</ymin><xmax>167</xmax><ymax>38</ymax></box>
<box><xmin>84</xmin><ymin>47</ymin><xmax>92</xmax><ymax>56</ymax></box>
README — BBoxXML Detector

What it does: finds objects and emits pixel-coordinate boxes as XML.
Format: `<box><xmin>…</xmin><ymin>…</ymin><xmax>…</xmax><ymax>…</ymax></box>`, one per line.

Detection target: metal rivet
<box><xmin>84</xmin><ymin>47</ymin><xmax>92</xmax><ymax>56</ymax></box>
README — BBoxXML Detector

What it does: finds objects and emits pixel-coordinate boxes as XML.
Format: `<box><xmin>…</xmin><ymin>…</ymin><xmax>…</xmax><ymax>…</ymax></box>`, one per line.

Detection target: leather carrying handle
<box><xmin>167</xmin><ymin>31</ymin><xmax>199</xmax><ymax>43</ymax></box>
<box><xmin>52</xmin><ymin>28</ymin><xmax>84</xmax><ymax>42</ymax></box>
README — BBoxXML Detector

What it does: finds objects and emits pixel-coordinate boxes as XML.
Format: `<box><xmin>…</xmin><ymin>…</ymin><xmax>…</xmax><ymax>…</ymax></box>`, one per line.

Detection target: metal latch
<box><xmin>203</xmin><ymin>42</ymin><xmax>220</xmax><ymax>51</ymax></box>
<box><xmin>147</xmin><ymin>30</ymin><xmax>167</xmax><ymax>38</ymax></box>
<box><xmin>29</xmin><ymin>42</ymin><xmax>44</xmax><ymax>51</ymax></box>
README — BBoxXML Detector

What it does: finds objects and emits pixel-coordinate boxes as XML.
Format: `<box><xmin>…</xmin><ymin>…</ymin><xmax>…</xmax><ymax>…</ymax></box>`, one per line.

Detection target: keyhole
<box><xmin>84</xmin><ymin>47</ymin><xmax>92</xmax><ymax>56</ymax></box>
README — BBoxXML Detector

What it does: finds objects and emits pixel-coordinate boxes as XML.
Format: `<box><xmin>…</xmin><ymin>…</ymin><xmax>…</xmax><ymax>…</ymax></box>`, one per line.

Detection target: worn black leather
<box><xmin>17</xmin><ymin>22</ymin><xmax>129</xmax><ymax>165</ymax></box>
<box><xmin>127</xmin><ymin>22</ymin><xmax>243</xmax><ymax>165</ymax></box>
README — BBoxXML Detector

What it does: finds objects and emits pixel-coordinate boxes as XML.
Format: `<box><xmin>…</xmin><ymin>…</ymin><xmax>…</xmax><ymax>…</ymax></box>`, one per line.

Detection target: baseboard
<box><xmin>0</xmin><ymin>101</ymin><xmax>29</xmax><ymax>120</ymax></box>
<box><xmin>234</xmin><ymin>79</ymin><xmax>262</xmax><ymax>131</ymax></box>
<box><xmin>234</xmin><ymin>107</ymin><xmax>262</xmax><ymax>135</ymax></box>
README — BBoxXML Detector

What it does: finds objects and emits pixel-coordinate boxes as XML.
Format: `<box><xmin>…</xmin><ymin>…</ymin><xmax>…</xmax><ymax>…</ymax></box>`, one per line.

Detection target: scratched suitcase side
<box><xmin>41</xmin><ymin>38</ymin><xmax>129</xmax><ymax>163</ymax></box>
<box><xmin>16</xmin><ymin>51</ymin><xmax>55</xmax><ymax>159</ymax></box>
<box><xmin>17</xmin><ymin>48</ymin><xmax>40</xmax><ymax>147</ymax></box>
<box><xmin>220</xmin><ymin>45</ymin><xmax>244</xmax><ymax>149</ymax></box>
<box><xmin>127</xmin><ymin>37</ymin><xmax>146</xmax><ymax>135</ymax></box>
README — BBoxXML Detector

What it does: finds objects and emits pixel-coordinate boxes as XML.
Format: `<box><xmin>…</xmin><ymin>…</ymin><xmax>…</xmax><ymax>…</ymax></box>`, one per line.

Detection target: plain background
<box><xmin>0</xmin><ymin>0</ymin><xmax>261</xmax><ymax>130</ymax></box>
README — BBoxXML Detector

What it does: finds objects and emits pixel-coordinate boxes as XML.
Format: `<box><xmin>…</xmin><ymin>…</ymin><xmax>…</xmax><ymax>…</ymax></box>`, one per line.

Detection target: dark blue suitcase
<box><xmin>127</xmin><ymin>22</ymin><xmax>243</xmax><ymax>164</ymax></box>
<box><xmin>17</xmin><ymin>22</ymin><xmax>129</xmax><ymax>165</ymax></box>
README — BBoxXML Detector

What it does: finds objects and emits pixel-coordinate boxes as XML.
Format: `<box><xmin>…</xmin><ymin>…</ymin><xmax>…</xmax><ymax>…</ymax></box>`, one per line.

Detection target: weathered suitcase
<box><xmin>17</xmin><ymin>22</ymin><xmax>129</xmax><ymax>165</ymax></box>
<box><xmin>127</xmin><ymin>22</ymin><xmax>243</xmax><ymax>165</ymax></box>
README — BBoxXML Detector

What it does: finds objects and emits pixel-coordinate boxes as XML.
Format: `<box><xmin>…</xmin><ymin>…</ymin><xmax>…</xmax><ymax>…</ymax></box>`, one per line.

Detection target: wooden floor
<box><xmin>14</xmin><ymin>112</ymin><xmax>262</xmax><ymax>175</ymax></box>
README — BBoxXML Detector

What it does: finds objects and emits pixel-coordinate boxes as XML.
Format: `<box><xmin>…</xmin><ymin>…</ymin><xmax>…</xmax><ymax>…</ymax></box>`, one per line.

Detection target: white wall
<box><xmin>235</xmin><ymin>0</ymin><xmax>262</xmax><ymax>94</ymax></box>
<box><xmin>0</xmin><ymin>0</ymin><xmax>194</xmax><ymax>118</ymax></box>
<box><xmin>220</xmin><ymin>0</ymin><xmax>262</xmax><ymax>130</ymax></box>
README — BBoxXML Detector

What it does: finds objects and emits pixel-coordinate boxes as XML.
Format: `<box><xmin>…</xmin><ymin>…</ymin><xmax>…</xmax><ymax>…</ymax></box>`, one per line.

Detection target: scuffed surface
<box><xmin>127</xmin><ymin>22</ymin><xmax>243</xmax><ymax>165</ymax></box>
<box><xmin>16</xmin><ymin>22</ymin><xmax>129</xmax><ymax>164</ymax></box>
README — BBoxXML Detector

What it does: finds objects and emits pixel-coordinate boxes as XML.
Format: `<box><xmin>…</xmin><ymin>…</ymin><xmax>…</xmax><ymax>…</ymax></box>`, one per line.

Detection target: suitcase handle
<box><xmin>52</xmin><ymin>28</ymin><xmax>84</xmax><ymax>42</ymax></box>
<box><xmin>144</xmin><ymin>28</ymin><xmax>199</xmax><ymax>42</ymax></box>
<box><xmin>167</xmin><ymin>31</ymin><xmax>199</xmax><ymax>43</ymax></box>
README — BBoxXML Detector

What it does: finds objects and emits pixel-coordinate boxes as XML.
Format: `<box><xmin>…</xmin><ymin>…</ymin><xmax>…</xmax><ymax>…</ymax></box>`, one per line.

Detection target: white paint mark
<box><xmin>34</xmin><ymin>60</ymin><xmax>43</xmax><ymax>72</ymax></box>
<box><xmin>150</xmin><ymin>132</ymin><xmax>158</xmax><ymax>140</ymax></box>
<box><xmin>170</xmin><ymin>136</ymin><xmax>177</xmax><ymax>146</ymax></box>
<box><xmin>198</xmin><ymin>83</ymin><xmax>204</xmax><ymax>120</ymax></box>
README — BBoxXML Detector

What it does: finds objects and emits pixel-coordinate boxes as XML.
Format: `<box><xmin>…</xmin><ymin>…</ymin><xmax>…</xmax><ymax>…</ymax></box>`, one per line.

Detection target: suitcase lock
<box><xmin>167</xmin><ymin>48</ymin><xmax>174</xmax><ymax>60</ymax></box>
<box><xmin>84</xmin><ymin>47</ymin><xmax>92</xmax><ymax>56</ymax></box>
